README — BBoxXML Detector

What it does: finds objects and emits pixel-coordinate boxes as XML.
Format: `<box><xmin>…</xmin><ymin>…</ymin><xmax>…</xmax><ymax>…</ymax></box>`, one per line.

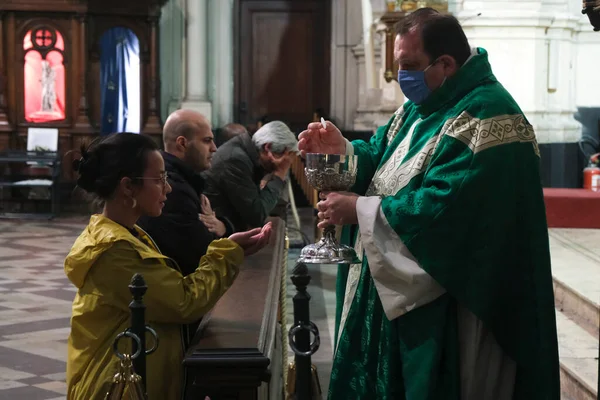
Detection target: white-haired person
<box><xmin>202</xmin><ymin>120</ymin><xmax>298</xmax><ymax>232</ymax></box>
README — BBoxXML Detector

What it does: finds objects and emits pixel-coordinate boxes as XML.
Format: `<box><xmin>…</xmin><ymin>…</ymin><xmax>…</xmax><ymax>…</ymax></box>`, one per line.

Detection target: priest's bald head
<box><xmin>163</xmin><ymin>109</ymin><xmax>216</xmax><ymax>172</ymax></box>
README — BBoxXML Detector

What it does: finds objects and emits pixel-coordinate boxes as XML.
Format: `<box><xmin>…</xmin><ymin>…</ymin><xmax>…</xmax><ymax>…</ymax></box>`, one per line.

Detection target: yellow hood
<box><xmin>64</xmin><ymin>214</ymin><xmax>169</xmax><ymax>288</ymax></box>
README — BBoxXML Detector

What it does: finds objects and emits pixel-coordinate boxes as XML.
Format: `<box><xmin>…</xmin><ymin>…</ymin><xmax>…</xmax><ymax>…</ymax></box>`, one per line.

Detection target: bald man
<box><xmin>138</xmin><ymin>109</ymin><xmax>233</xmax><ymax>278</ymax></box>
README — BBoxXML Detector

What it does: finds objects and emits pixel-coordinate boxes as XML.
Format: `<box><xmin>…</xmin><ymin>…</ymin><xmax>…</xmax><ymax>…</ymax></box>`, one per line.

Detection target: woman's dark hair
<box><xmin>72</xmin><ymin>132</ymin><xmax>159</xmax><ymax>201</ymax></box>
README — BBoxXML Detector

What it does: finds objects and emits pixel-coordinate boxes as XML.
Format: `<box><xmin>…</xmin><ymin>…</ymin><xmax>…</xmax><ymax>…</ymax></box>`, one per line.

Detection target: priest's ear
<box><xmin>438</xmin><ymin>55</ymin><xmax>459</xmax><ymax>76</ymax></box>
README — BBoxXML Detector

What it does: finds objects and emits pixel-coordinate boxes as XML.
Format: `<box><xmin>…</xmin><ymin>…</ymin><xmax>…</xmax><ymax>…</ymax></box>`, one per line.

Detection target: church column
<box><xmin>0</xmin><ymin>12</ymin><xmax>10</xmax><ymax>132</ymax></box>
<box><xmin>330</xmin><ymin>0</ymin><xmax>364</xmax><ymax>130</ymax></box>
<box><xmin>457</xmin><ymin>0</ymin><xmax>582</xmax><ymax>187</ymax></box>
<box><xmin>74</xmin><ymin>14</ymin><xmax>92</xmax><ymax>131</ymax></box>
<box><xmin>352</xmin><ymin>0</ymin><xmax>404</xmax><ymax>130</ymax></box>
<box><xmin>207</xmin><ymin>0</ymin><xmax>234</xmax><ymax>127</ymax></box>
<box><xmin>159</xmin><ymin>0</ymin><xmax>185</xmax><ymax>121</ymax></box>
<box><xmin>144</xmin><ymin>8</ymin><xmax>163</xmax><ymax>133</ymax></box>
<box><xmin>181</xmin><ymin>0</ymin><xmax>212</xmax><ymax>121</ymax></box>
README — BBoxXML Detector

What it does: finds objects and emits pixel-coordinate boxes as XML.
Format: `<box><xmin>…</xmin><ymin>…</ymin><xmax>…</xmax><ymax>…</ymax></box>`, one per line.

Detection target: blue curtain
<box><xmin>100</xmin><ymin>27</ymin><xmax>140</xmax><ymax>134</ymax></box>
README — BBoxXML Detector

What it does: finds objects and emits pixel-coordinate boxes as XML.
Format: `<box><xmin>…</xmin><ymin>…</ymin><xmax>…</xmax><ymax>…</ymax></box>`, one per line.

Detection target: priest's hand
<box><xmin>316</xmin><ymin>191</ymin><xmax>359</xmax><ymax>229</ymax></box>
<box><xmin>298</xmin><ymin>120</ymin><xmax>346</xmax><ymax>157</ymax></box>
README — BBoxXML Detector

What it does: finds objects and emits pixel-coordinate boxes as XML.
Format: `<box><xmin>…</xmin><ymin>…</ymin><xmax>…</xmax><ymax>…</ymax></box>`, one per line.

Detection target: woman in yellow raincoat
<box><xmin>65</xmin><ymin>133</ymin><xmax>272</xmax><ymax>400</ymax></box>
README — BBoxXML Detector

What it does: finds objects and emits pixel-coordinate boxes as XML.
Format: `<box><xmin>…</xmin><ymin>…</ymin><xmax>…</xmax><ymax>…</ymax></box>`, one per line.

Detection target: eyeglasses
<box><xmin>134</xmin><ymin>172</ymin><xmax>169</xmax><ymax>187</ymax></box>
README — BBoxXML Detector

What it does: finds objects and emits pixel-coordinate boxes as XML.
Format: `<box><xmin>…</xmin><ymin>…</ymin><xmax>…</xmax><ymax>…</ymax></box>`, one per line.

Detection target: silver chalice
<box><xmin>298</xmin><ymin>153</ymin><xmax>361</xmax><ymax>264</ymax></box>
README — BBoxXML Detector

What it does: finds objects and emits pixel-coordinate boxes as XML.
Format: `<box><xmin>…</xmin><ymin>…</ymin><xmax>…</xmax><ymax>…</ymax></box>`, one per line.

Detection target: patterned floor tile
<box><xmin>0</xmin><ymin>218</ymin><xmax>85</xmax><ymax>400</ymax></box>
<box><xmin>0</xmin><ymin>384</ymin><xmax>64</xmax><ymax>400</ymax></box>
<box><xmin>0</xmin><ymin>345</ymin><xmax>66</xmax><ymax>376</ymax></box>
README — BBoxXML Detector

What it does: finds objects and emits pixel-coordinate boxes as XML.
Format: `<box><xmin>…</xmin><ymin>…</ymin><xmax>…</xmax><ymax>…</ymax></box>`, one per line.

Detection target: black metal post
<box><xmin>129</xmin><ymin>273</ymin><xmax>148</xmax><ymax>392</ymax></box>
<box><xmin>289</xmin><ymin>262</ymin><xmax>321</xmax><ymax>400</ymax></box>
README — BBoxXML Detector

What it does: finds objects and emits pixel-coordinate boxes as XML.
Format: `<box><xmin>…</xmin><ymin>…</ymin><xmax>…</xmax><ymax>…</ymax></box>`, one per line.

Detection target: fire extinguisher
<box><xmin>583</xmin><ymin>153</ymin><xmax>600</xmax><ymax>191</ymax></box>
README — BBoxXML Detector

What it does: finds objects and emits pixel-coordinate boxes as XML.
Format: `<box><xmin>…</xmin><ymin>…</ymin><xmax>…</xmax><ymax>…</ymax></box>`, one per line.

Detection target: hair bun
<box><xmin>74</xmin><ymin>149</ymin><xmax>100</xmax><ymax>193</ymax></box>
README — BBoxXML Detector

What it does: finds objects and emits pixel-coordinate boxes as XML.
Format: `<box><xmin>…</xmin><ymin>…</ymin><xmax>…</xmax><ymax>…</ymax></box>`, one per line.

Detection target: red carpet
<box><xmin>543</xmin><ymin>188</ymin><xmax>600</xmax><ymax>228</ymax></box>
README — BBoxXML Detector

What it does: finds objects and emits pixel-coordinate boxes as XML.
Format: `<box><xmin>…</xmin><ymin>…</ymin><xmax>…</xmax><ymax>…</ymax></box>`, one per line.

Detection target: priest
<box><xmin>298</xmin><ymin>8</ymin><xmax>560</xmax><ymax>400</ymax></box>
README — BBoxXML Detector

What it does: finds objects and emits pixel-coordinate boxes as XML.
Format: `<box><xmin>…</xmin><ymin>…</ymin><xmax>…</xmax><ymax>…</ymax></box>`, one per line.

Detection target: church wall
<box><xmin>454</xmin><ymin>3</ymin><xmax>596</xmax><ymax>187</ymax></box>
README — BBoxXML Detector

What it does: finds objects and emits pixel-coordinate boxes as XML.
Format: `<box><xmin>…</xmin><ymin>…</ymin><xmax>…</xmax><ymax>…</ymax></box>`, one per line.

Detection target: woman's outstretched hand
<box><xmin>229</xmin><ymin>222</ymin><xmax>273</xmax><ymax>256</ymax></box>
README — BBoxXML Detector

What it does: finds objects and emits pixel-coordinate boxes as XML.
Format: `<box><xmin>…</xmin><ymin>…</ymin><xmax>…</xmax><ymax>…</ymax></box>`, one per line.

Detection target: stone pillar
<box><xmin>207</xmin><ymin>0</ymin><xmax>234</xmax><ymax>127</ymax></box>
<box><xmin>362</xmin><ymin>0</ymin><xmax>377</xmax><ymax>90</ymax></box>
<box><xmin>181</xmin><ymin>0</ymin><xmax>212</xmax><ymax>121</ymax></box>
<box><xmin>457</xmin><ymin>1</ymin><xmax>581</xmax><ymax>144</ymax></box>
<box><xmin>330</xmin><ymin>0</ymin><xmax>363</xmax><ymax>130</ymax></box>
<box><xmin>159</xmin><ymin>0</ymin><xmax>185</xmax><ymax>121</ymax></box>
<box><xmin>457</xmin><ymin>1</ymin><xmax>583</xmax><ymax>186</ymax></box>
<box><xmin>352</xmin><ymin>20</ymin><xmax>404</xmax><ymax>131</ymax></box>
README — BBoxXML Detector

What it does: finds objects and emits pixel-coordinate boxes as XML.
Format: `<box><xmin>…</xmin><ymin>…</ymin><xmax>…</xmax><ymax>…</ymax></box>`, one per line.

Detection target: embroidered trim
<box><xmin>441</xmin><ymin>111</ymin><xmax>540</xmax><ymax>157</ymax></box>
<box><xmin>336</xmin><ymin>118</ymin><xmax>427</xmax><ymax>352</ymax></box>
<box><xmin>386</xmin><ymin>106</ymin><xmax>406</xmax><ymax>145</ymax></box>
<box><xmin>368</xmin><ymin>128</ymin><xmax>439</xmax><ymax>197</ymax></box>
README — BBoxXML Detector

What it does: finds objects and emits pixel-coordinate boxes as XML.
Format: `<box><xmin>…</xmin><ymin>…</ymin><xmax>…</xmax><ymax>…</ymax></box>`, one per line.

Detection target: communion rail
<box><xmin>183</xmin><ymin>217</ymin><xmax>287</xmax><ymax>400</ymax></box>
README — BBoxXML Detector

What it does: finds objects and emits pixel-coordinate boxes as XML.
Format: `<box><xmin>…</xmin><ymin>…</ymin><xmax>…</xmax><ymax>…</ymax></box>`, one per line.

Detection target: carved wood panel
<box><xmin>0</xmin><ymin>0</ymin><xmax>165</xmax><ymax>187</ymax></box>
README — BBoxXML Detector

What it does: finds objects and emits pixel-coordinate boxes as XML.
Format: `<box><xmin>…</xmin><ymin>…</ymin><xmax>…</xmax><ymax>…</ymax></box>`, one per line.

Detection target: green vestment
<box><xmin>330</xmin><ymin>48</ymin><xmax>560</xmax><ymax>400</ymax></box>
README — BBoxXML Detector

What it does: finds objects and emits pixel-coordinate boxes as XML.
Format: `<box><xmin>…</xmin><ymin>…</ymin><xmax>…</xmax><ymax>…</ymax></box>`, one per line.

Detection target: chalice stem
<box><xmin>323</xmin><ymin>225</ymin><xmax>336</xmax><ymax>241</ymax></box>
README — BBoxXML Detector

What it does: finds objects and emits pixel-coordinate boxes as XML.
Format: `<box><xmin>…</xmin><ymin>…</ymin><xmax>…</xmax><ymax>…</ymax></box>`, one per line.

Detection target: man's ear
<box><xmin>175</xmin><ymin>136</ymin><xmax>187</xmax><ymax>150</ymax></box>
<box><xmin>263</xmin><ymin>143</ymin><xmax>273</xmax><ymax>154</ymax></box>
<box><xmin>440</xmin><ymin>55</ymin><xmax>458</xmax><ymax>74</ymax></box>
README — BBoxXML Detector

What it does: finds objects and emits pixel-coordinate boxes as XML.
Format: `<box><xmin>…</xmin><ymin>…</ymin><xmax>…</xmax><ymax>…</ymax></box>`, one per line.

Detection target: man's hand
<box><xmin>298</xmin><ymin>120</ymin><xmax>346</xmax><ymax>157</ymax></box>
<box><xmin>229</xmin><ymin>222</ymin><xmax>273</xmax><ymax>256</ymax></box>
<box><xmin>200</xmin><ymin>194</ymin><xmax>213</xmax><ymax>215</ymax></box>
<box><xmin>316</xmin><ymin>191</ymin><xmax>359</xmax><ymax>229</ymax></box>
<box><xmin>260</xmin><ymin>174</ymin><xmax>272</xmax><ymax>189</ymax></box>
<box><xmin>199</xmin><ymin>213</ymin><xmax>227</xmax><ymax>237</ymax></box>
<box><xmin>199</xmin><ymin>194</ymin><xmax>226</xmax><ymax>237</ymax></box>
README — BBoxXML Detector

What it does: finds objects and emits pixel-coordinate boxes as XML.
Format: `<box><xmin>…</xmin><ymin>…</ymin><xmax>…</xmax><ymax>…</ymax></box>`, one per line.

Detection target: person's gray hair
<box><xmin>252</xmin><ymin>121</ymin><xmax>299</xmax><ymax>154</ymax></box>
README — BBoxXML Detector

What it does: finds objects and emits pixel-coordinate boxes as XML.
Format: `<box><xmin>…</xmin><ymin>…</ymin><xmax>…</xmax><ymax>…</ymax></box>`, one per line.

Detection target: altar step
<box><xmin>549</xmin><ymin>229</ymin><xmax>599</xmax><ymax>400</ymax></box>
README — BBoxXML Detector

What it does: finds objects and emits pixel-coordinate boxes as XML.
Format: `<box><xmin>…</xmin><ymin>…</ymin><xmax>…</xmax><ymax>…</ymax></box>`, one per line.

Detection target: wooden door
<box><xmin>235</xmin><ymin>0</ymin><xmax>331</xmax><ymax>133</ymax></box>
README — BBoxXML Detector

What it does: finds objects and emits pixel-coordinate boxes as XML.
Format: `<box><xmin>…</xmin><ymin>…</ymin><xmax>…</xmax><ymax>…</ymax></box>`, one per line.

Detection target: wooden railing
<box><xmin>183</xmin><ymin>217</ymin><xmax>286</xmax><ymax>400</ymax></box>
<box><xmin>290</xmin><ymin>154</ymin><xmax>318</xmax><ymax>209</ymax></box>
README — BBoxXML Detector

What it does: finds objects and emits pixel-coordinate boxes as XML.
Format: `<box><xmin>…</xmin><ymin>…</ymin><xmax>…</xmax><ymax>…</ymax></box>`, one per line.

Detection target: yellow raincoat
<box><xmin>65</xmin><ymin>214</ymin><xmax>243</xmax><ymax>399</ymax></box>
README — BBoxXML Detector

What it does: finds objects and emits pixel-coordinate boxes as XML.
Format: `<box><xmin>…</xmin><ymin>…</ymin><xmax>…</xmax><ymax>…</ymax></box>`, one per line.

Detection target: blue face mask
<box><xmin>397</xmin><ymin>62</ymin><xmax>437</xmax><ymax>105</ymax></box>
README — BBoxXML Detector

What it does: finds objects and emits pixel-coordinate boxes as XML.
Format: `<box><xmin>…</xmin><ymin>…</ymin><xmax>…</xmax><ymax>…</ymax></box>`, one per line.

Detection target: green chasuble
<box><xmin>330</xmin><ymin>48</ymin><xmax>560</xmax><ymax>399</ymax></box>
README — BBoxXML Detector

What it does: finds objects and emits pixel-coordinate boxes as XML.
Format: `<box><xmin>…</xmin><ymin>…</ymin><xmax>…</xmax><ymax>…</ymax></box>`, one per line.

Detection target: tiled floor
<box><xmin>0</xmin><ymin>218</ymin><xmax>88</xmax><ymax>400</ymax></box>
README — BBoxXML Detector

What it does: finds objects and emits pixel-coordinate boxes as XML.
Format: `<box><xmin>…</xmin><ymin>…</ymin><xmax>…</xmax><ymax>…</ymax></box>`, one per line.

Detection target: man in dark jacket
<box><xmin>216</xmin><ymin>123</ymin><xmax>248</xmax><ymax>147</ymax></box>
<box><xmin>138</xmin><ymin>109</ymin><xmax>231</xmax><ymax>276</ymax></box>
<box><xmin>202</xmin><ymin>120</ymin><xmax>298</xmax><ymax>233</ymax></box>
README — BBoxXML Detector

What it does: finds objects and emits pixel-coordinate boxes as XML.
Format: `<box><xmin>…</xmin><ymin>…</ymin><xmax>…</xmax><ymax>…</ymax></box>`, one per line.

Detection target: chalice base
<box><xmin>298</xmin><ymin>226</ymin><xmax>361</xmax><ymax>265</ymax></box>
